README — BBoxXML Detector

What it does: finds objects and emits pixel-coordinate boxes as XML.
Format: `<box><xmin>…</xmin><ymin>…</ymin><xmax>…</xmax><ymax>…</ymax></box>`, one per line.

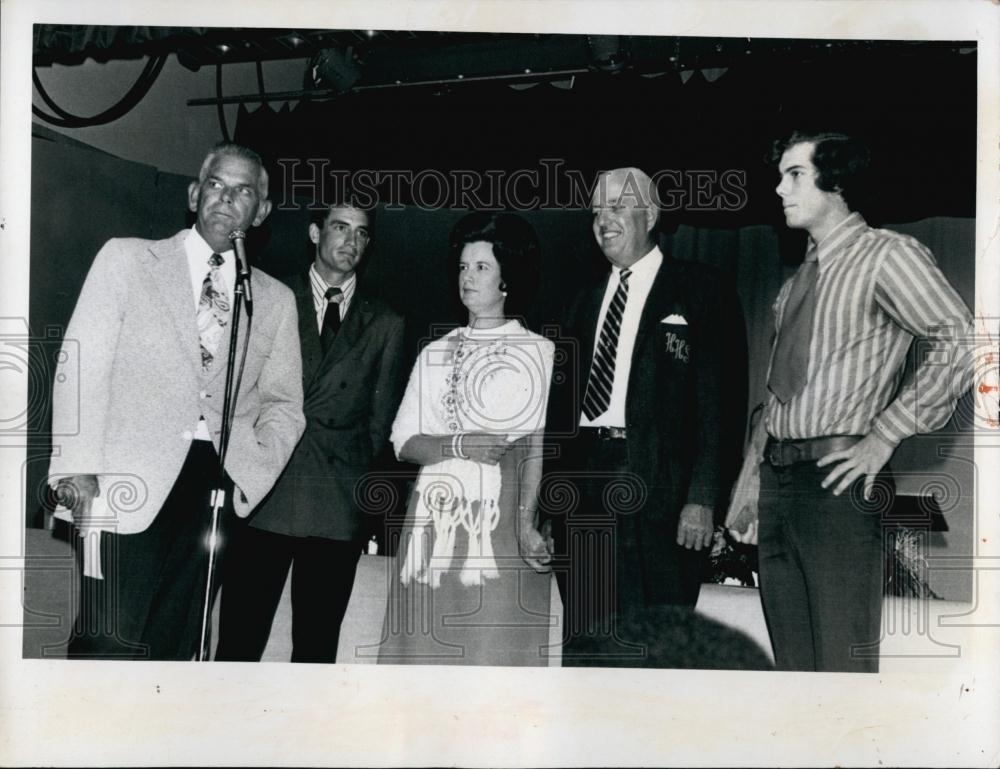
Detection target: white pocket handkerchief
<box><xmin>660</xmin><ymin>314</ymin><xmax>688</xmax><ymax>325</ymax></box>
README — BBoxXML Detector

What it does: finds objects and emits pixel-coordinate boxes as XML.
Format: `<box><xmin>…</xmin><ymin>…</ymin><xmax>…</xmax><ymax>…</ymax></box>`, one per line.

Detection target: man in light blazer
<box><xmin>547</xmin><ymin>167</ymin><xmax>746</xmax><ymax>665</ymax></box>
<box><xmin>217</xmin><ymin>197</ymin><xmax>405</xmax><ymax>663</ymax></box>
<box><xmin>49</xmin><ymin>142</ymin><xmax>305</xmax><ymax>660</ymax></box>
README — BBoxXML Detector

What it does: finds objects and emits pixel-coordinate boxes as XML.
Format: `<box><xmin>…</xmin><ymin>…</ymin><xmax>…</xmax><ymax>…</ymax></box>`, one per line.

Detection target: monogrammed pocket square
<box><xmin>660</xmin><ymin>313</ymin><xmax>688</xmax><ymax>325</ymax></box>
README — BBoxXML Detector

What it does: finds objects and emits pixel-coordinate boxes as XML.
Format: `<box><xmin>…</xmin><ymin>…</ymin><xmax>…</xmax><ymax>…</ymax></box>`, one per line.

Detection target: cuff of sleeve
<box><xmin>233</xmin><ymin>488</ymin><xmax>252</xmax><ymax>518</ymax></box>
<box><xmin>685</xmin><ymin>487</ymin><xmax>718</xmax><ymax>509</ymax></box>
<box><xmin>870</xmin><ymin>417</ymin><xmax>906</xmax><ymax>448</ymax></box>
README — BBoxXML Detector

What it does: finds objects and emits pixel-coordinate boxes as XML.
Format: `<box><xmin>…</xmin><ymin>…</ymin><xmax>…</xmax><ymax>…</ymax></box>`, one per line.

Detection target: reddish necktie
<box><xmin>768</xmin><ymin>247</ymin><xmax>818</xmax><ymax>403</ymax></box>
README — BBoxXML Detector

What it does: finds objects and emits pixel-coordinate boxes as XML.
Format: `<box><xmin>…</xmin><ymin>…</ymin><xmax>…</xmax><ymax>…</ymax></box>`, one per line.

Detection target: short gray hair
<box><xmin>592</xmin><ymin>167</ymin><xmax>661</xmax><ymax>228</ymax></box>
<box><xmin>197</xmin><ymin>141</ymin><xmax>269</xmax><ymax>199</ymax></box>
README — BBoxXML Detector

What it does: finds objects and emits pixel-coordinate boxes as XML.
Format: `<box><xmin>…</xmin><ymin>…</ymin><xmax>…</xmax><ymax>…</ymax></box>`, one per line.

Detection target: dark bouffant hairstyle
<box><xmin>769</xmin><ymin>130</ymin><xmax>871</xmax><ymax>212</ymax></box>
<box><xmin>449</xmin><ymin>211</ymin><xmax>542</xmax><ymax>319</ymax></box>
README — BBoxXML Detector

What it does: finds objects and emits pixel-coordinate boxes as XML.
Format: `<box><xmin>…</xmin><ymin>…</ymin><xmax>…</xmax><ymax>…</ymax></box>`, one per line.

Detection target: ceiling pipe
<box><xmin>187</xmin><ymin>65</ymin><xmax>591</xmax><ymax>106</ymax></box>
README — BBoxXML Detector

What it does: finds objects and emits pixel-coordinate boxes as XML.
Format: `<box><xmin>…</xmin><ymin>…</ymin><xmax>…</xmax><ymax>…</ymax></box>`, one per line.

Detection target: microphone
<box><xmin>229</xmin><ymin>229</ymin><xmax>253</xmax><ymax>316</ymax></box>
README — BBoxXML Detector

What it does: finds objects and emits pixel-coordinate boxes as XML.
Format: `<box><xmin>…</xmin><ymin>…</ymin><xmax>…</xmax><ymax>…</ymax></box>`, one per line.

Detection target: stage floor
<box><xmin>21</xmin><ymin>527</ymin><xmax>981</xmax><ymax>669</ymax></box>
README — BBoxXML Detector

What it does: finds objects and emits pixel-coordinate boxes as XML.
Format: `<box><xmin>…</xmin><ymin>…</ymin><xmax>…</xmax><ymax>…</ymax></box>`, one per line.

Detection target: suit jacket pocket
<box><xmin>660</xmin><ymin>323</ymin><xmax>691</xmax><ymax>365</ymax></box>
<box><xmin>308</xmin><ymin>422</ymin><xmax>371</xmax><ymax>467</ymax></box>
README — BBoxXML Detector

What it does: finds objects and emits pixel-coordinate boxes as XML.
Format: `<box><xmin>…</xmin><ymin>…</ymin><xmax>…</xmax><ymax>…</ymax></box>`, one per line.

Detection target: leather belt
<box><xmin>765</xmin><ymin>435</ymin><xmax>862</xmax><ymax>467</ymax></box>
<box><xmin>584</xmin><ymin>426</ymin><xmax>628</xmax><ymax>441</ymax></box>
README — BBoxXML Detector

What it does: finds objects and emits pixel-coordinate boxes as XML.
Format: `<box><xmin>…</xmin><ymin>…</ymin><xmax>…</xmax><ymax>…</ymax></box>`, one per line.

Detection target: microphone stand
<box><xmin>196</xmin><ymin>229</ymin><xmax>253</xmax><ymax>661</ymax></box>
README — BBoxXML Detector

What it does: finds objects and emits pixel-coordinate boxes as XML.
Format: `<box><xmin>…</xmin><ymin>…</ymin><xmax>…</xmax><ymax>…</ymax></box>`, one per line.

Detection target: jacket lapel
<box><xmin>147</xmin><ymin>231</ymin><xmax>202</xmax><ymax>377</ymax></box>
<box><xmin>578</xmin><ymin>276</ymin><xmax>609</xmax><ymax>397</ymax></box>
<box><xmin>320</xmin><ymin>290</ymin><xmax>372</xmax><ymax>370</ymax></box>
<box><xmin>291</xmin><ymin>273</ymin><xmax>324</xmax><ymax>387</ymax></box>
<box><xmin>631</xmin><ymin>258</ymin><xmax>678</xmax><ymax>381</ymax></box>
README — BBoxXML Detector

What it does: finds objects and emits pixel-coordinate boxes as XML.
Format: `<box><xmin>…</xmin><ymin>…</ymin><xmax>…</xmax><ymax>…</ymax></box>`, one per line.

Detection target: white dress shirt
<box><xmin>309</xmin><ymin>264</ymin><xmax>357</xmax><ymax>332</ymax></box>
<box><xmin>185</xmin><ymin>226</ymin><xmax>237</xmax><ymax>439</ymax></box>
<box><xmin>185</xmin><ymin>226</ymin><xmax>236</xmax><ymax>312</ymax></box>
<box><xmin>580</xmin><ymin>245</ymin><xmax>663</xmax><ymax>428</ymax></box>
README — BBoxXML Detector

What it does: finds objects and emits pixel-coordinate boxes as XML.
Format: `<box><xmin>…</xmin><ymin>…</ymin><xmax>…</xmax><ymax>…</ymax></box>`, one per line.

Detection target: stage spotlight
<box><xmin>306</xmin><ymin>47</ymin><xmax>361</xmax><ymax>94</ymax></box>
<box><xmin>587</xmin><ymin>35</ymin><xmax>629</xmax><ymax>72</ymax></box>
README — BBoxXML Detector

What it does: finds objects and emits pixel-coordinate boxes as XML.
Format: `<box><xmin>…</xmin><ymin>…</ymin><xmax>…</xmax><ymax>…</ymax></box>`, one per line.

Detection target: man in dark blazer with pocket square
<box><xmin>547</xmin><ymin>167</ymin><xmax>745</xmax><ymax>665</ymax></box>
<box><xmin>217</xmin><ymin>198</ymin><xmax>405</xmax><ymax>663</ymax></box>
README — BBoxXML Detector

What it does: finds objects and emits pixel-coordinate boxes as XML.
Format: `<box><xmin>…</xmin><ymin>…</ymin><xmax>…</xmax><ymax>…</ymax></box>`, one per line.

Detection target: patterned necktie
<box><xmin>197</xmin><ymin>253</ymin><xmax>229</xmax><ymax>371</ymax></box>
<box><xmin>768</xmin><ymin>246</ymin><xmax>819</xmax><ymax>403</ymax></box>
<box><xmin>582</xmin><ymin>268</ymin><xmax>632</xmax><ymax>421</ymax></box>
<box><xmin>320</xmin><ymin>286</ymin><xmax>343</xmax><ymax>354</ymax></box>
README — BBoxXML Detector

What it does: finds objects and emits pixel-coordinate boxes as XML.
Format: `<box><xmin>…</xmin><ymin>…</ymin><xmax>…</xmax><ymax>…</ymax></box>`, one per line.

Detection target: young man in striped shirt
<box><xmin>743</xmin><ymin>131</ymin><xmax>972</xmax><ymax>672</ymax></box>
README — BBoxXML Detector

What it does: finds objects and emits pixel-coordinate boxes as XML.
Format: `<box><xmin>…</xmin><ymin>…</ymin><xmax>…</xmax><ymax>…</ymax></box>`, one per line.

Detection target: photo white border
<box><xmin>1</xmin><ymin>1</ymin><xmax>998</xmax><ymax>766</ymax></box>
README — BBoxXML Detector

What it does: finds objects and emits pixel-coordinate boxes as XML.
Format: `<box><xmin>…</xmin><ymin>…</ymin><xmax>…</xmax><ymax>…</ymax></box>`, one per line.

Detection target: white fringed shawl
<box><xmin>391</xmin><ymin>320</ymin><xmax>553</xmax><ymax>588</ymax></box>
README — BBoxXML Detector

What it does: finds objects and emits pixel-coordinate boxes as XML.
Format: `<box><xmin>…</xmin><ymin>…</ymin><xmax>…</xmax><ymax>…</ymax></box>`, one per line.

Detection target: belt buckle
<box><xmin>768</xmin><ymin>439</ymin><xmax>799</xmax><ymax>467</ymax></box>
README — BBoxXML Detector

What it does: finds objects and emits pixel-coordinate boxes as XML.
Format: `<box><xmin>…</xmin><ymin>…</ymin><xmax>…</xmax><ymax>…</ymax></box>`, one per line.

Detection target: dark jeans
<box><xmin>67</xmin><ymin>440</ymin><xmax>234</xmax><ymax>660</ymax></box>
<box><xmin>757</xmin><ymin>459</ymin><xmax>892</xmax><ymax>673</ymax></box>
<box><xmin>216</xmin><ymin>523</ymin><xmax>362</xmax><ymax>663</ymax></box>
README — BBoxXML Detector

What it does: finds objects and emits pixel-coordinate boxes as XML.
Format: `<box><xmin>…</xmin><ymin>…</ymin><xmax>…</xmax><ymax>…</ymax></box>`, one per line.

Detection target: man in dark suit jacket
<box><xmin>217</xmin><ymin>200</ymin><xmax>405</xmax><ymax>663</ymax></box>
<box><xmin>547</xmin><ymin>167</ymin><xmax>745</xmax><ymax>666</ymax></box>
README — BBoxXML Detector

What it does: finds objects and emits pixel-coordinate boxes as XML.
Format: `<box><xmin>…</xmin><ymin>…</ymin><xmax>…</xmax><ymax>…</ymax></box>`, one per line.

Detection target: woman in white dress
<box><xmin>377</xmin><ymin>212</ymin><xmax>555</xmax><ymax>666</ymax></box>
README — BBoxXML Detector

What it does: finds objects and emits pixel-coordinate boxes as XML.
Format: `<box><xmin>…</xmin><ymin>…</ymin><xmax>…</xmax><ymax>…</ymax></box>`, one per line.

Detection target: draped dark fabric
<box><xmin>231</xmin><ymin>48</ymin><xmax>976</xmax><ymax>227</ymax></box>
<box><xmin>33</xmin><ymin>26</ymin><xmax>206</xmax><ymax>65</ymax></box>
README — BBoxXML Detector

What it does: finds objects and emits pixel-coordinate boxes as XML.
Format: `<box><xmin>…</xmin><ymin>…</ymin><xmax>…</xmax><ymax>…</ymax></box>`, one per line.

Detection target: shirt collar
<box><xmin>309</xmin><ymin>263</ymin><xmax>329</xmax><ymax>294</ymax></box>
<box><xmin>309</xmin><ymin>263</ymin><xmax>356</xmax><ymax>294</ymax></box>
<box><xmin>613</xmin><ymin>245</ymin><xmax>663</xmax><ymax>283</ymax></box>
<box><xmin>310</xmin><ymin>264</ymin><xmax>358</xmax><ymax>314</ymax></box>
<box><xmin>812</xmin><ymin>211</ymin><xmax>867</xmax><ymax>265</ymax></box>
<box><xmin>187</xmin><ymin>225</ymin><xmax>234</xmax><ymax>263</ymax></box>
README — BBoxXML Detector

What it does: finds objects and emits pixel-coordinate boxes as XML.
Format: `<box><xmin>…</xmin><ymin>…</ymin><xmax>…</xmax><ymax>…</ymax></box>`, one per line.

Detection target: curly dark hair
<box><xmin>769</xmin><ymin>130</ymin><xmax>871</xmax><ymax>211</ymax></box>
<box><xmin>449</xmin><ymin>211</ymin><xmax>541</xmax><ymax>319</ymax></box>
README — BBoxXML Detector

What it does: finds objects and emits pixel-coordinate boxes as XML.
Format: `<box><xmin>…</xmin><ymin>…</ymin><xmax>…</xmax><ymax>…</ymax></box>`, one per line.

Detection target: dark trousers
<box><xmin>67</xmin><ymin>441</ymin><xmax>234</xmax><ymax>660</ymax></box>
<box><xmin>552</xmin><ymin>435</ymin><xmax>703</xmax><ymax>666</ymax></box>
<box><xmin>757</xmin><ymin>459</ymin><xmax>891</xmax><ymax>673</ymax></box>
<box><xmin>216</xmin><ymin>524</ymin><xmax>361</xmax><ymax>663</ymax></box>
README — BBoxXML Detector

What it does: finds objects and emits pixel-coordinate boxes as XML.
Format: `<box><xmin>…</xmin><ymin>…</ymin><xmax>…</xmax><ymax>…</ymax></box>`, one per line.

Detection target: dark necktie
<box><xmin>582</xmin><ymin>268</ymin><xmax>632</xmax><ymax>421</ymax></box>
<box><xmin>768</xmin><ymin>246</ymin><xmax>819</xmax><ymax>403</ymax></box>
<box><xmin>197</xmin><ymin>253</ymin><xmax>229</xmax><ymax>371</ymax></box>
<box><xmin>320</xmin><ymin>286</ymin><xmax>343</xmax><ymax>354</ymax></box>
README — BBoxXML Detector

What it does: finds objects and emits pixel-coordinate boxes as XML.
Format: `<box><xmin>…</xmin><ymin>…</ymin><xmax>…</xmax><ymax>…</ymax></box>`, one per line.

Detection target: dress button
<box><xmin>199</xmin><ymin>390</ymin><xmax>207</xmax><ymax>399</ymax></box>
<box><xmin>182</xmin><ymin>430</ymin><xmax>192</xmax><ymax>441</ymax></box>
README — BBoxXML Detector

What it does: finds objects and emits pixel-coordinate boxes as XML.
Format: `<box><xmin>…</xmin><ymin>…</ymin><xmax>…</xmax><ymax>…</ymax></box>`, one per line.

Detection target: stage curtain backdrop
<box><xmin>25</xmin><ymin>130</ymin><xmax>975</xmax><ymax>599</ymax></box>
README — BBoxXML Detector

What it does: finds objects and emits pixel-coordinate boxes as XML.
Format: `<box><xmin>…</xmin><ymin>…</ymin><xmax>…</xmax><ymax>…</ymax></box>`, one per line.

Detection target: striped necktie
<box><xmin>582</xmin><ymin>268</ymin><xmax>632</xmax><ymax>421</ymax></box>
<box><xmin>197</xmin><ymin>253</ymin><xmax>229</xmax><ymax>371</ymax></box>
<box><xmin>768</xmin><ymin>245</ymin><xmax>819</xmax><ymax>403</ymax></box>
